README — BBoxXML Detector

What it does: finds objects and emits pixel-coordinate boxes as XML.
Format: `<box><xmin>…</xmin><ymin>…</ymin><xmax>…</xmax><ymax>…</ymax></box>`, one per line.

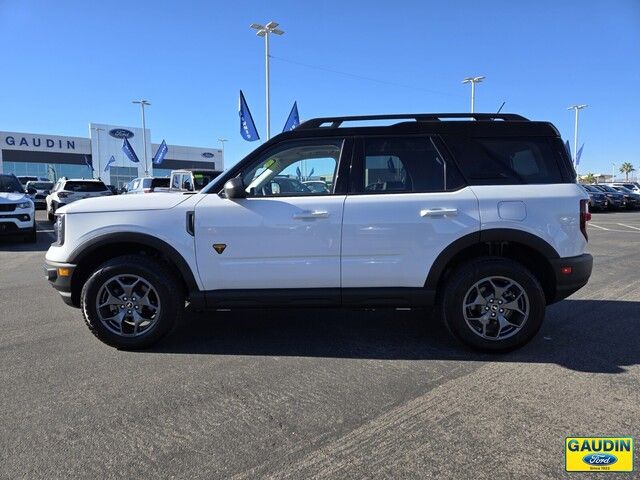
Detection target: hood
<box><xmin>58</xmin><ymin>192</ymin><xmax>195</xmax><ymax>214</ymax></box>
<box><xmin>0</xmin><ymin>192</ymin><xmax>28</xmax><ymax>203</ymax></box>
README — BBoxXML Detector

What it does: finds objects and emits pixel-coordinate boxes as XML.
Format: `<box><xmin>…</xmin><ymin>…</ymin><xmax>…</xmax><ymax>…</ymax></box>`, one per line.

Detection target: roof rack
<box><xmin>297</xmin><ymin>113</ymin><xmax>529</xmax><ymax>129</ymax></box>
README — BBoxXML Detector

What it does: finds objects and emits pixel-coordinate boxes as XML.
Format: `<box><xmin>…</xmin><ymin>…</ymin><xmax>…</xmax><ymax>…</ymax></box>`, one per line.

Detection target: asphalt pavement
<box><xmin>1</xmin><ymin>210</ymin><xmax>639</xmax><ymax>479</ymax></box>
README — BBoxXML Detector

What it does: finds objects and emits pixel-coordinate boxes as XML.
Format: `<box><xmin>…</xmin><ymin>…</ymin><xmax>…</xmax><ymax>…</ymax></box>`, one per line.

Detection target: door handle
<box><xmin>293</xmin><ymin>210</ymin><xmax>330</xmax><ymax>219</ymax></box>
<box><xmin>420</xmin><ymin>208</ymin><xmax>458</xmax><ymax>217</ymax></box>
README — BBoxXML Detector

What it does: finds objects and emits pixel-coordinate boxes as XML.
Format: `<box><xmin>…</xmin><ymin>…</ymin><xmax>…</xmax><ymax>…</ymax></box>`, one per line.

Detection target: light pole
<box><xmin>612</xmin><ymin>162</ymin><xmax>616</xmax><ymax>183</ymax></box>
<box><xmin>250</xmin><ymin>21</ymin><xmax>284</xmax><ymax>140</ymax></box>
<box><xmin>218</xmin><ymin>138</ymin><xmax>227</xmax><ymax>161</ymax></box>
<box><xmin>91</xmin><ymin>126</ymin><xmax>104</xmax><ymax>179</ymax></box>
<box><xmin>462</xmin><ymin>76</ymin><xmax>485</xmax><ymax>113</ymax></box>
<box><xmin>567</xmin><ymin>104</ymin><xmax>587</xmax><ymax>165</ymax></box>
<box><xmin>132</xmin><ymin>99</ymin><xmax>151</xmax><ymax>175</ymax></box>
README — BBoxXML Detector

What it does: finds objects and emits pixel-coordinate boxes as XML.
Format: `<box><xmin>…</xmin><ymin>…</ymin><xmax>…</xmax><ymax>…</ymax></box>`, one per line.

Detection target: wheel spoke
<box><xmin>464</xmin><ymin>286</ymin><xmax>488</xmax><ymax>308</ymax></box>
<box><xmin>489</xmin><ymin>279</ymin><xmax>513</xmax><ymax>299</ymax></box>
<box><xmin>103</xmin><ymin>310</ymin><xmax>126</xmax><ymax>332</ymax></box>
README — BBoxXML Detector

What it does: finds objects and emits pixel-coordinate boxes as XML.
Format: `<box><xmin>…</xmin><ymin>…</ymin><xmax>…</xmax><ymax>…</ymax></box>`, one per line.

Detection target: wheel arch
<box><xmin>425</xmin><ymin>229</ymin><xmax>559</xmax><ymax>304</ymax></box>
<box><xmin>67</xmin><ymin>232</ymin><xmax>199</xmax><ymax>307</ymax></box>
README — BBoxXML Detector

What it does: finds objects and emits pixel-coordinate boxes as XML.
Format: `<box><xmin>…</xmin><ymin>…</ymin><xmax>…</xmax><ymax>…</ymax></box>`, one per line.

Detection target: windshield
<box><xmin>64</xmin><ymin>181</ymin><xmax>108</xmax><ymax>192</ymax></box>
<box><xmin>0</xmin><ymin>175</ymin><xmax>25</xmax><ymax>193</ymax></box>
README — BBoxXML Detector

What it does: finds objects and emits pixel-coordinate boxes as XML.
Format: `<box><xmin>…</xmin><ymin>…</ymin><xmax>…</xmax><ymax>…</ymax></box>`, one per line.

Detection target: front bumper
<box><xmin>549</xmin><ymin>253</ymin><xmax>593</xmax><ymax>303</ymax></box>
<box><xmin>44</xmin><ymin>260</ymin><xmax>77</xmax><ymax>306</ymax></box>
<box><xmin>0</xmin><ymin>213</ymin><xmax>34</xmax><ymax>236</ymax></box>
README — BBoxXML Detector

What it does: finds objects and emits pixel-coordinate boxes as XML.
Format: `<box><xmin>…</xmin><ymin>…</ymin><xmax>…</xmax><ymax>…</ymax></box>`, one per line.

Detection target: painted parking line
<box><xmin>589</xmin><ymin>223</ymin><xmax>610</xmax><ymax>231</ymax></box>
<box><xmin>38</xmin><ymin>229</ymin><xmax>54</xmax><ymax>233</ymax></box>
<box><xmin>617</xmin><ymin>223</ymin><xmax>640</xmax><ymax>231</ymax></box>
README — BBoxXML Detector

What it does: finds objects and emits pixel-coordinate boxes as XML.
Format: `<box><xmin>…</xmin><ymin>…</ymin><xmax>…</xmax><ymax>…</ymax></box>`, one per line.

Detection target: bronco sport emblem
<box><xmin>213</xmin><ymin>244</ymin><xmax>227</xmax><ymax>254</ymax></box>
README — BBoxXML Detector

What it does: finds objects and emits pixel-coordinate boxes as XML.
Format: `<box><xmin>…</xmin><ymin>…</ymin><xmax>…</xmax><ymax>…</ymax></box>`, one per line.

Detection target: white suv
<box><xmin>0</xmin><ymin>173</ymin><xmax>36</xmax><ymax>242</ymax></box>
<box><xmin>45</xmin><ymin>113</ymin><xmax>593</xmax><ymax>351</ymax></box>
<box><xmin>46</xmin><ymin>178</ymin><xmax>112</xmax><ymax>222</ymax></box>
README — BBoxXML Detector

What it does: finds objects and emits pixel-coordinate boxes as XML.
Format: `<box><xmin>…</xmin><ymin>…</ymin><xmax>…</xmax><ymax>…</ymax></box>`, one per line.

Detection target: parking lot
<box><xmin>1</xmin><ymin>210</ymin><xmax>639</xmax><ymax>479</ymax></box>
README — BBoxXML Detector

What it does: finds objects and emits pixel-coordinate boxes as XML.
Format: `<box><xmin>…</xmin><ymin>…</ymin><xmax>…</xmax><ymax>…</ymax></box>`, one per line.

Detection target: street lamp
<box><xmin>567</xmin><ymin>104</ymin><xmax>588</xmax><ymax>165</ymax></box>
<box><xmin>91</xmin><ymin>126</ymin><xmax>104</xmax><ymax>179</ymax></box>
<box><xmin>218</xmin><ymin>138</ymin><xmax>227</xmax><ymax>160</ymax></box>
<box><xmin>250</xmin><ymin>21</ymin><xmax>284</xmax><ymax>140</ymax></box>
<box><xmin>462</xmin><ymin>76</ymin><xmax>485</xmax><ymax>113</ymax></box>
<box><xmin>132</xmin><ymin>99</ymin><xmax>151</xmax><ymax>175</ymax></box>
<box><xmin>612</xmin><ymin>162</ymin><xmax>616</xmax><ymax>183</ymax></box>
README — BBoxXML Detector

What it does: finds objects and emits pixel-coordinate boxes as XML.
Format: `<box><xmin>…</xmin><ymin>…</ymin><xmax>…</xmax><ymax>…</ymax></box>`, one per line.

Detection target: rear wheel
<box><xmin>81</xmin><ymin>255</ymin><xmax>183</xmax><ymax>349</ymax></box>
<box><xmin>439</xmin><ymin>257</ymin><xmax>546</xmax><ymax>352</ymax></box>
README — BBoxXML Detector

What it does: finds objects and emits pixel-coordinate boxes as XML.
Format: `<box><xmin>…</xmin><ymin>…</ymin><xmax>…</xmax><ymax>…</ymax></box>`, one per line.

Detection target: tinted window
<box><xmin>360</xmin><ymin>137</ymin><xmax>462</xmax><ymax>193</ymax></box>
<box><xmin>0</xmin><ymin>175</ymin><xmax>24</xmax><ymax>193</ymax></box>
<box><xmin>151</xmin><ymin>178</ymin><xmax>169</xmax><ymax>188</ymax></box>
<box><xmin>28</xmin><ymin>182</ymin><xmax>53</xmax><ymax>189</ymax></box>
<box><xmin>447</xmin><ymin>136</ymin><xmax>565</xmax><ymax>184</ymax></box>
<box><xmin>64</xmin><ymin>181</ymin><xmax>108</xmax><ymax>192</ymax></box>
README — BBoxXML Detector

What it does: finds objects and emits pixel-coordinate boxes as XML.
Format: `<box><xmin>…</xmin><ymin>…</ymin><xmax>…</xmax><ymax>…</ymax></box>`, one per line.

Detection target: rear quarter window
<box><xmin>445</xmin><ymin>136</ymin><xmax>567</xmax><ymax>184</ymax></box>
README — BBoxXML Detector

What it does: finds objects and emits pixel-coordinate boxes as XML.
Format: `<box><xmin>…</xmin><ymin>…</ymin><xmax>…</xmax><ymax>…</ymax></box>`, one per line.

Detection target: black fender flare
<box><xmin>68</xmin><ymin>232</ymin><xmax>199</xmax><ymax>292</ymax></box>
<box><xmin>424</xmin><ymin>228</ymin><xmax>559</xmax><ymax>289</ymax></box>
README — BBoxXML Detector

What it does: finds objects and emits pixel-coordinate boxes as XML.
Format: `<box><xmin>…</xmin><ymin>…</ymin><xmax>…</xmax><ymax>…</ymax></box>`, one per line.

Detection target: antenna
<box><xmin>496</xmin><ymin>101</ymin><xmax>506</xmax><ymax>114</ymax></box>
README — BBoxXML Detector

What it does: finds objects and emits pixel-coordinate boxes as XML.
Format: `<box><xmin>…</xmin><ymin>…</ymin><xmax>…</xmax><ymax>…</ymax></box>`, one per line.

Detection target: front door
<box><xmin>194</xmin><ymin>138</ymin><xmax>349</xmax><ymax>291</ymax></box>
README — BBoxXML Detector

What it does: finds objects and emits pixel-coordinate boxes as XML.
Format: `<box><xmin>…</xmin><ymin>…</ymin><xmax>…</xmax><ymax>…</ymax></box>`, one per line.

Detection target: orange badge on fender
<box><xmin>213</xmin><ymin>244</ymin><xmax>227</xmax><ymax>254</ymax></box>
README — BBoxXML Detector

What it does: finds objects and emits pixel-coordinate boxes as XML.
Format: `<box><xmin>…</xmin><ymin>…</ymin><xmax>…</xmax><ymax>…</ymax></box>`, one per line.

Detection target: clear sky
<box><xmin>0</xmin><ymin>0</ymin><xmax>638</xmax><ymax>175</ymax></box>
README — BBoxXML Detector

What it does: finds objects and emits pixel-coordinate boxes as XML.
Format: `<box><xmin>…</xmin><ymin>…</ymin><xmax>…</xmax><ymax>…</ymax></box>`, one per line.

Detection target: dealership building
<box><xmin>0</xmin><ymin>123</ymin><xmax>224</xmax><ymax>188</ymax></box>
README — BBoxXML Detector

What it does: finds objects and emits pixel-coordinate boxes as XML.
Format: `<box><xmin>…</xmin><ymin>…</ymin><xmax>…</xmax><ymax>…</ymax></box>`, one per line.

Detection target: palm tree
<box><xmin>619</xmin><ymin>162</ymin><xmax>636</xmax><ymax>181</ymax></box>
<box><xmin>583</xmin><ymin>173</ymin><xmax>596</xmax><ymax>184</ymax></box>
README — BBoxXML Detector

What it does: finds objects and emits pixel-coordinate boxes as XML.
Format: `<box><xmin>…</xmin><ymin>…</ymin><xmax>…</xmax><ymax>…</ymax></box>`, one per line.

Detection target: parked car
<box><xmin>125</xmin><ymin>177</ymin><xmax>170</xmax><ymax>194</ymax></box>
<box><xmin>45</xmin><ymin>112</ymin><xmax>593</xmax><ymax>352</ymax></box>
<box><xmin>611</xmin><ymin>185</ymin><xmax>640</xmax><ymax>207</ymax></box>
<box><xmin>46</xmin><ymin>178</ymin><xmax>112</xmax><ymax>222</ymax></box>
<box><xmin>303</xmin><ymin>180</ymin><xmax>330</xmax><ymax>193</ymax></box>
<box><xmin>579</xmin><ymin>184</ymin><xmax>607</xmax><ymax>211</ymax></box>
<box><xmin>594</xmin><ymin>184</ymin><xmax>636</xmax><ymax>209</ymax></box>
<box><xmin>0</xmin><ymin>173</ymin><xmax>36</xmax><ymax>242</ymax></box>
<box><xmin>17</xmin><ymin>175</ymin><xmax>49</xmax><ymax>187</ymax></box>
<box><xmin>25</xmin><ymin>180</ymin><xmax>54</xmax><ymax>209</ymax></box>
<box><xmin>169</xmin><ymin>169</ymin><xmax>222</xmax><ymax>192</ymax></box>
<box><xmin>610</xmin><ymin>182</ymin><xmax>640</xmax><ymax>194</ymax></box>
<box><xmin>589</xmin><ymin>185</ymin><xmax>624</xmax><ymax>209</ymax></box>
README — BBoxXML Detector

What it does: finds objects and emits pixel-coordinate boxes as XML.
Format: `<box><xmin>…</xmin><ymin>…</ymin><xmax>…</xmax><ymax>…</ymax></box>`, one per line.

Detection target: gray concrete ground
<box><xmin>1</xmin><ymin>210</ymin><xmax>639</xmax><ymax>479</ymax></box>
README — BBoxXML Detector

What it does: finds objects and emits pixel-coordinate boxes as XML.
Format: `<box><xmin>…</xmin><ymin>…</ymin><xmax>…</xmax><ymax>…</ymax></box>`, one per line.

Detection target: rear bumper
<box><xmin>44</xmin><ymin>260</ymin><xmax>77</xmax><ymax>306</ymax></box>
<box><xmin>549</xmin><ymin>253</ymin><xmax>593</xmax><ymax>303</ymax></box>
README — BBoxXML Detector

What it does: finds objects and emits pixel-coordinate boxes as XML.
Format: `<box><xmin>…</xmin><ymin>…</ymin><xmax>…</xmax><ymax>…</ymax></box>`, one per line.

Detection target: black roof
<box><xmin>277</xmin><ymin>113</ymin><xmax>560</xmax><ymax>139</ymax></box>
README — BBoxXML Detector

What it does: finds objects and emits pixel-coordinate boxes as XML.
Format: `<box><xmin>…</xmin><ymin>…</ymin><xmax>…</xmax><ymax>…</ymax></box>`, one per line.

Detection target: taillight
<box><xmin>580</xmin><ymin>199</ymin><xmax>591</xmax><ymax>241</ymax></box>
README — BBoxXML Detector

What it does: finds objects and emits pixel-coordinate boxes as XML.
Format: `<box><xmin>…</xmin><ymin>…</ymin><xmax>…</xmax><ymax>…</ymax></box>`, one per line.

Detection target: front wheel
<box><xmin>439</xmin><ymin>258</ymin><xmax>546</xmax><ymax>352</ymax></box>
<box><xmin>81</xmin><ymin>255</ymin><xmax>183</xmax><ymax>349</ymax></box>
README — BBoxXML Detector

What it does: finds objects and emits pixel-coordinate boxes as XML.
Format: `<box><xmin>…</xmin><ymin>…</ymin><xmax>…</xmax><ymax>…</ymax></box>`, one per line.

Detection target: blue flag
<box><xmin>308</xmin><ymin>167</ymin><xmax>314</xmax><ymax>179</ymax></box>
<box><xmin>122</xmin><ymin>137</ymin><xmax>140</xmax><ymax>163</ymax></box>
<box><xmin>296</xmin><ymin>166</ymin><xmax>302</xmax><ymax>180</ymax></box>
<box><xmin>104</xmin><ymin>155</ymin><xmax>116</xmax><ymax>172</ymax></box>
<box><xmin>152</xmin><ymin>140</ymin><xmax>168</xmax><ymax>165</ymax></box>
<box><xmin>282</xmin><ymin>101</ymin><xmax>300</xmax><ymax>132</ymax></box>
<box><xmin>239</xmin><ymin>90</ymin><xmax>260</xmax><ymax>141</ymax></box>
<box><xmin>565</xmin><ymin>140</ymin><xmax>572</xmax><ymax>160</ymax></box>
<box><xmin>84</xmin><ymin>155</ymin><xmax>94</xmax><ymax>172</ymax></box>
<box><xmin>576</xmin><ymin>144</ymin><xmax>584</xmax><ymax>166</ymax></box>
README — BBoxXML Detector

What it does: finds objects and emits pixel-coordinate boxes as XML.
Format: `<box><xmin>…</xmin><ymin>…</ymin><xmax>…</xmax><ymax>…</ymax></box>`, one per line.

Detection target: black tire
<box><xmin>47</xmin><ymin>204</ymin><xmax>55</xmax><ymax>222</ymax></box>
<box><xmin>81</xmin><ymin>254</ymin><xmax>183</xmax><ymax>349</ymax></box>
<box><xmin>439</xmin><ymin>257</ymin><xmax>546</xmax><ymax>352</ymax></box>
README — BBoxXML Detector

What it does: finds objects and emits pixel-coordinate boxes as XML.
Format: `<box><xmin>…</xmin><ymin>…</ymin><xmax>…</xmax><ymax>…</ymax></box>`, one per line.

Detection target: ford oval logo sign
<box><xmin>582</xmin><ymin>453</ymin><xmax>617</xmax><ymax>466</ymax></box>
<box><xmin>201</xmin><ymin>152</ymin><xmax>215</xmax><ymax>158</ymax></box>
<box><xmin>109</xmin><ymin>128</ymin><xmax>134</xmax><ymax>139</ymax></box>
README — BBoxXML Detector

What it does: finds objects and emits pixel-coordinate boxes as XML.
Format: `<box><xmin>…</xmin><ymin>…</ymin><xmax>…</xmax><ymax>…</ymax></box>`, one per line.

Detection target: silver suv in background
<box><xmin>25</xmin><ymin>180</ymin><xmax>54</xmax><ymax>209</ymax></box>
<box><xmin>46</xmin><ymin>178</ymin><xmax>112</xmax><ymax>222</ymax></box>
<box><xmin>125</xmin><ymin>177</ymin><xmax>170</xmax><ymax>194</ymax></box>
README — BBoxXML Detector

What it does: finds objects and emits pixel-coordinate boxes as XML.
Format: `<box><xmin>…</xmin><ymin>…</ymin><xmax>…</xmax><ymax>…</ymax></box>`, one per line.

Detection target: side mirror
<box><xmin>223</xmin><ymin>177</ymin><xmax>247</xmax><ymax>199</ymax></box>
<box><xmin>27</xmin><ymin>187</ymin><xmax>37</xmax><ymax>195</ymax></box>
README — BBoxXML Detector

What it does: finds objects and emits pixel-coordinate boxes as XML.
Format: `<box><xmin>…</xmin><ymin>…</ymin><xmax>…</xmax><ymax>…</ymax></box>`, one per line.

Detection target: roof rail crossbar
<box><xmin>297</xmin><ymin>113</ymin><xmax>529</xmax><ymax>129</ymax></box>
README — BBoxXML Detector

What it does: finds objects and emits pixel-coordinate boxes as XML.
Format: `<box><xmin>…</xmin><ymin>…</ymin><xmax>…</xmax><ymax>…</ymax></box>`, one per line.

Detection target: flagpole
<box><xmin>133</xmin><ymin>99</ymin><xmax>151</xmax><ymax>175</ymax></box>
<box><xmin>92</xmin><ymin>127</ymin><xmax>104</xmax><ymax>179</ymax></box>
<box><xmin>567</xmin><ymin>104</ymin><xmax>587</xmax><ymax>165</ymax></box>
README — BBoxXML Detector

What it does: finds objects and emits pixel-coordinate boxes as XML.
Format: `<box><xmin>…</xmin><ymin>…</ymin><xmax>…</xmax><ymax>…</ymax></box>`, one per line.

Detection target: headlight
<box><xmin>54</xmin><ymin>214</ymin><xmax>65</xmax><ymax>246</ymax></box>
<box><xmin>17</xmin><ymin>201</ymin><xmax>32</xmax><ymax>209</ymax></box>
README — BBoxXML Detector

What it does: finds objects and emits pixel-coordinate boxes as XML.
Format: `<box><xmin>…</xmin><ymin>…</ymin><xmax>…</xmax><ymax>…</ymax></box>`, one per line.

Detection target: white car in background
<box><xmin>46</xmin><ymin>178</ymin><xmax>112</xmax><ymax>222</ymax></box>
<box><xmin>26</xmin><ymin>180</ymin><xmax>54</xmax><ymax>209</ymax></box>
<box><xmin>0</xmin><ymin>173</ymin><xmax>36</xmax><ymax>243</ymax></box>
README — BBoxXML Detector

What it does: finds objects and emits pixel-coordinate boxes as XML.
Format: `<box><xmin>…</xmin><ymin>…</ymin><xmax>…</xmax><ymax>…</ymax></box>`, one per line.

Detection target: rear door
<box><xmin>341</xmin><ymin>135</ymin><xmax>480</xmax><ymax>288</ymax></box>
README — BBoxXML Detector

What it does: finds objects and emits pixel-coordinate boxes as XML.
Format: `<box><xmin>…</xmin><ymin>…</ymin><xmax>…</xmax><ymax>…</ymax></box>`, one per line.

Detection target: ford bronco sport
<box><xmin>45</xmin><ymin>113</ymin><xmax>593</xmax><ymax>351</ymax></box>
